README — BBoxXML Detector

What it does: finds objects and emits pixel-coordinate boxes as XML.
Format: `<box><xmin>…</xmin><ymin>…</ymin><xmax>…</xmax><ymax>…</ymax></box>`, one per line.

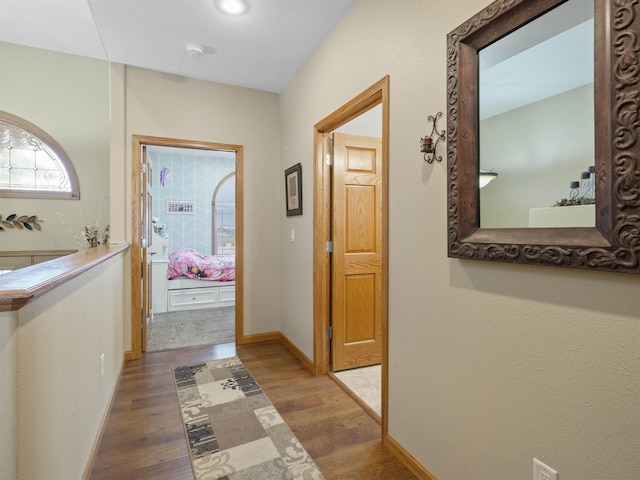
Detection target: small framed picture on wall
<box><xmin>285</xmin><ymin>163</ymin><xmax>302</xmax><ymax>217</ymax></box>
<box><xmin>167</xmin><ymin>201</ymin><xmax>195</xmax><ymax>214</ymax></box>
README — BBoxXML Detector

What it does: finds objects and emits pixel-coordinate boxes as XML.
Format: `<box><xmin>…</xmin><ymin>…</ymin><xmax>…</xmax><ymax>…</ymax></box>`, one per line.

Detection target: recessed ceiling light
<box><xmin>215</xmin><ymin>0</ymin><xmax>249</xmax><ymax>15</ymax></box>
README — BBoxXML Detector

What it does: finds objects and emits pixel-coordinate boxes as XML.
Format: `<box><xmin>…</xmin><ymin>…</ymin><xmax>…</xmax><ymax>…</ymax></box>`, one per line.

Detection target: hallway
<box><xmin>88</xmin><ymin>341</ymin><xmax>417</xmax><ymax>480</ymax></box>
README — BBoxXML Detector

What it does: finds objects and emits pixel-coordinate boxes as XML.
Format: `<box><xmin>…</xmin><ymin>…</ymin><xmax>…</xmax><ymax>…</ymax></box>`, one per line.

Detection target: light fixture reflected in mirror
<box><xmin>479</xmin><ymin>170</ymin><xmax>498</xmax><ymax>188</ymax></box>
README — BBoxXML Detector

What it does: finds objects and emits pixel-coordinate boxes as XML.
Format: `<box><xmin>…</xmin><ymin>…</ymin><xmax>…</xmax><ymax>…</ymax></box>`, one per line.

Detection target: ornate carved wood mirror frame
<box><xmin>447</xmin><ymin>0</ymin><xmax>640</xmax><ymax>274</ymax></box>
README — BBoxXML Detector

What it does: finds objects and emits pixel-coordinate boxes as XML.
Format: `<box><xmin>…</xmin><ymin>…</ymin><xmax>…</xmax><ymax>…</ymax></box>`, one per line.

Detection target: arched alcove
<box><xmin>212</xmin><ymin>172</ymin><xmax>235</xmax><ymax>254</ymax></box>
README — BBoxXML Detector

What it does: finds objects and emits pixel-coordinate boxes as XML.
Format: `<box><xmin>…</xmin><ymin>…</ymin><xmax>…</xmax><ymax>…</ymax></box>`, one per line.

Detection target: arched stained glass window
<box><xmin>0</xmin><ymin>111</ymin><xmax>80</xmax><ymax>199</ymax></box>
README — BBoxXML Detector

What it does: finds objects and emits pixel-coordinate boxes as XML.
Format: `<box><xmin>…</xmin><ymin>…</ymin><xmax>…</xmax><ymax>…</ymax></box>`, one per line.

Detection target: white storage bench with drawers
<box><xmin>166</xmin><ymin>276</ymin><xmax>235</xmax><ymax>312</ymax></box>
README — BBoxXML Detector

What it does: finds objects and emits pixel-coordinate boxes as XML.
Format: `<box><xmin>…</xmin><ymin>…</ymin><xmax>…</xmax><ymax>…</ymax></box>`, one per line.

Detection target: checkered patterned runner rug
<box><xmin>173</xmin><ymin>356</ymin><xmax>326</xmax><ymax>480</ymax></box>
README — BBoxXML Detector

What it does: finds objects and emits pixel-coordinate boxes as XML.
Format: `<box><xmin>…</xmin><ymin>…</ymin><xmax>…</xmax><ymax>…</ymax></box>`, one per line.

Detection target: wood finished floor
<box><xmin>89</xmin><ymin>340</ymin><xmax>417</xmax><ymax>480</ymax></box>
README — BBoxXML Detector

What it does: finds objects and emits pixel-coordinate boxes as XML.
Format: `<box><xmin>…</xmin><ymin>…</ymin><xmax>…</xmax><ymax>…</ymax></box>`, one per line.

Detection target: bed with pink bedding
<box><xmin>167</xmin><ymin>248</ymin><xmax>235</xmax><ymax>281</ymax></box>
<box><xmin>165</xmin><ymin>248</ymin><xmax>235</xmax><ymax>311</ymax></box>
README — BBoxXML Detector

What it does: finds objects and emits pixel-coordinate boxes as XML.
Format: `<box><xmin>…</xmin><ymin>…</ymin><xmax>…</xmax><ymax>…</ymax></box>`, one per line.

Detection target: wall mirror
<box><xmin>446</xmin><ymin>0</ymin><xmax>640</xmax><ymax>274</ymax></box>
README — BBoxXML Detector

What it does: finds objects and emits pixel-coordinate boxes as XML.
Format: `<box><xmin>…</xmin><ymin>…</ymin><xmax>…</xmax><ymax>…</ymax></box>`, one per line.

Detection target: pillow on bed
<box><xmin>167</xmin><ymin>248</ymin><xmax>235</xmax><ymax>281</ymax></box>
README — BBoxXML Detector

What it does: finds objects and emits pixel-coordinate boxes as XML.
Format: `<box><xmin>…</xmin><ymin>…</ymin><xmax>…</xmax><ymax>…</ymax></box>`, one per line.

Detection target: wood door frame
<box><xmin>313</xmin><ymin>76</ymin><xmax>389</xmax><ymax>434</ymax></box>
<box><xmin>130</xmin><ymin>135</ymin><xmax>244</xmax><ymax>360</ymax></box>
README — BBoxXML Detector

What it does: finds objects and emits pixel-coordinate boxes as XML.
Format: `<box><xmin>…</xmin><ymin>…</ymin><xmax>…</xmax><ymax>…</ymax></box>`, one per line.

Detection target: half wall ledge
<box><xmin>0</xmin><ymin>243</ymin><xmax>129</xmax><ymax>312</ymax></box>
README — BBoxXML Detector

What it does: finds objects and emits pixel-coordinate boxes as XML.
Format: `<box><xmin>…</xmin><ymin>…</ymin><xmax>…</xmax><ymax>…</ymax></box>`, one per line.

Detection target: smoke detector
<box><xmin>186</xmin><ymin>43</ymin><xmax>205</xmax><ymax>57</ymax></box>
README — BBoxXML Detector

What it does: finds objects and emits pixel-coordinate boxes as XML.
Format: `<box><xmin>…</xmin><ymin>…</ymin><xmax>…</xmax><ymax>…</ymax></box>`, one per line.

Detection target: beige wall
<box><xmin>480</xmin><ymin>84</ymin><xmax>594</xmax><ymax>228</ymax></box>
<box><xmin>0</xmin><ymin>310</ymin><xmax>18</xmax><ymax>480</ymax></box>
<box><xmin>279</xmin><ymin>1</ymin><xmax>640</xmax><ymax>479</ymax></box>
<box><xmin>0</xmin><ymin>42</ymin><xmax>110</xmax><ymax>251</ymax></box>
<box><xmin>0</xmin><ymin>251</ymin><xmax>127</xmax><ymax>480</ymax></box>
<box><xmin>18</xmin><ymin>253</ymin><xmax>126</xmax><ymax>479</ymax></box>
<box><xmin>0</xmin><ymin>44</ymin><xmax>118</xmax><ymax>480</ymax></box>
<box><xmin>114</xmin><ymin>66</ymin><xmax>282</xmax><ymax>342</ymax></box>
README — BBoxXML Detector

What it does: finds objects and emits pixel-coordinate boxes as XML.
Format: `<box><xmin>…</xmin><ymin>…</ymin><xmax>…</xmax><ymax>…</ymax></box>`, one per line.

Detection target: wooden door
<box><xmin>331</xmin><ymin>133</ymin><xmax>383</xmax><ymax>371</ymax></box>
<box><xmin>141</xmin><ymin>149</ymin><xmax>153</xmax><ymax>352</ymax></box>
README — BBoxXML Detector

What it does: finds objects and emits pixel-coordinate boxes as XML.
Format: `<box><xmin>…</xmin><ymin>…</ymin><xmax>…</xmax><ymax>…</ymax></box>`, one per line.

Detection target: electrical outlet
<box><xmin>100</xmin><ymin>353</ymin><xmax>105</xmax><ymax>377</ymax></box>
<box><xmin>534</xmin><ymin>458</ymin><xmax>557</xmax><ymax>480</ymax></box>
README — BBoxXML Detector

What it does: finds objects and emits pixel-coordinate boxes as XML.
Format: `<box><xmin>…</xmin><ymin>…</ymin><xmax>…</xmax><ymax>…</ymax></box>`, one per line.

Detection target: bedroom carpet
<box><xmin>146</xmin><ymin>307</ymin><xmax>235</xmax><ymax>352</ymax></box>
<box><xmin>173</xmin><ymin>356</ymin><xmax>326</xmax><ymax>480</ymax></box>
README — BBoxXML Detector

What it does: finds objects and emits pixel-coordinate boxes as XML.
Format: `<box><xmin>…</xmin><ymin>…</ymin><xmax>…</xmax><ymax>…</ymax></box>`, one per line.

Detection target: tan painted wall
<box><xmin>0</xmin><ymin>42</ymin><xmax>110</xmax><ymax>251</ymax></box>
<box><xmin>279</xmin><ymin>1</ymin><xmax>640</xmax><ymax>479</ymax></box>
<box><xmin>16</xmin><ymin>253</ymin><xmax>126</xmax><ymax>479</ymax></box>
<box><xmin>116</xmin><ymin>66</ymin><xmax>282</xmax><ymax>340</ymax></box>
<box><xmin>480</xmin><ymin>84</ymin><xmax>594</xmax><ymax>228</ymax></box>
<box><xmin>0</xmin><ymin>44</ymin><xmax>117</xmax><ymax>480</ymax></box>
<box><xmin>0</xmin><ymin>251</ymin><xmax>127</xmax><ymax>480</ymax></box>
<box><xmin>0</xmin><ymin>310</ymin><xmax>18</xmax><ymax>480</ymax></box>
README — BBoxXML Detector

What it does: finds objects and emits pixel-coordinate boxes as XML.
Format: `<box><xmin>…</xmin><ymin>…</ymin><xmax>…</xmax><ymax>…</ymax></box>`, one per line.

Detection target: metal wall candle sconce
<box><xmin>420</xmin><ymin>111</ymin><xmax>446</xmax><ymax>163</ymax></box>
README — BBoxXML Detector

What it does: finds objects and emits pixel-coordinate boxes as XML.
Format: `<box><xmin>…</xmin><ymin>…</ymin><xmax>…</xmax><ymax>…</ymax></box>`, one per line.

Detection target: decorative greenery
<box><xmin>56</xmin><ymin>196</ymin><xmax>110</xmax><ymax>248</ymax></box>
<box><xmin>83</xmin><ymin>223</ymin><xmax>110</xmax><ymax>248</ymax></box>
<box><xmin>553</xmin><ymin>198</ymin><xmax>596</xmax><ymax>207</ymax></box>
<box><xmin>0</xmin><ymin>214</ymin><xmax>42</xmax><ymax>231</ymax></box>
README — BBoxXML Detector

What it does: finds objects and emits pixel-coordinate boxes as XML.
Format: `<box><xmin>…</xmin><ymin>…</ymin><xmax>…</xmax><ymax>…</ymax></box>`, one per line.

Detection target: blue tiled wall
<box><xmin>148</xmin><ymin>150</ymin><xmax>235</xmax><ymax>255</ymax></box>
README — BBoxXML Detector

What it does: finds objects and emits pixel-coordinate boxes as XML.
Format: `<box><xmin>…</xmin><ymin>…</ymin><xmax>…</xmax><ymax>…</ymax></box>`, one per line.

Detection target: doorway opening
<box><xmin>130</xmin><ymin>136</ymin><xmax>244</xmax><ymax>360</ymax></box>
<box><xmin>144</xmin><ymin>146</ymin><xmax>237</xmax><ymax>351</ymax></box>
<box><xmin>313</xmin><ymin>76</ymin><xmax>389</xmax><ymax>433</ymax></box>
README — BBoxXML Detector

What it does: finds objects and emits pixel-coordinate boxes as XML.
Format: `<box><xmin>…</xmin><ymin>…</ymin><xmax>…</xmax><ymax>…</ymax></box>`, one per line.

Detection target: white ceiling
<box><xmin>0</xmin><ymin>0</ymin><xmax>356</xmax><ymax>93</ymax></box>
<box><xmin>0</xmin><ymin>0</ymin><xmax>594</xmax><ymax>113</ymax></box>
<box><xmin>479</xmin><ymin>0</ymin><xmax>594</xmax><ymax>119</ymax></box>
